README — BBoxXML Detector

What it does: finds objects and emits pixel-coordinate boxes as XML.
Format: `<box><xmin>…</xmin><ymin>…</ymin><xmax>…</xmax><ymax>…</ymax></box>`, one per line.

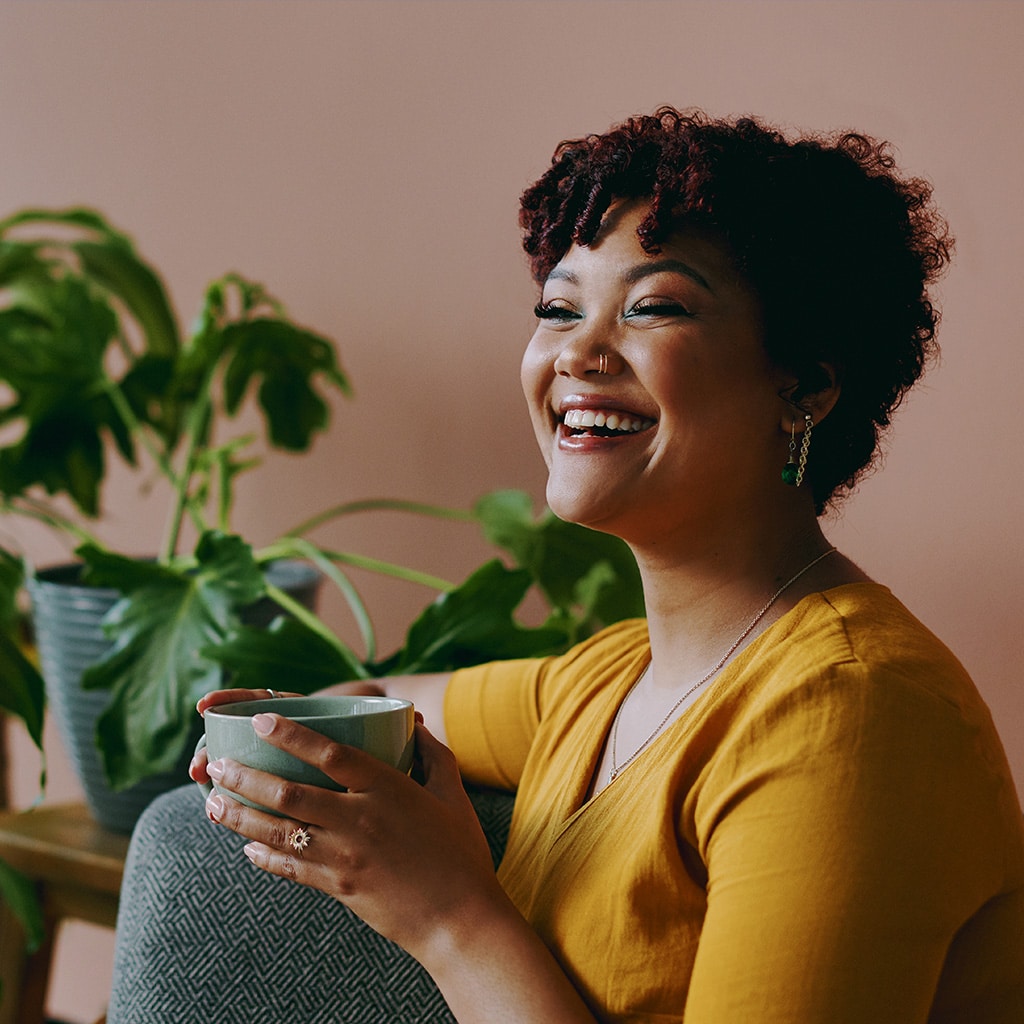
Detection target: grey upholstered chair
<box><xmin>107</xmin><ymin>783</ymin><xmax>514</xmax><ymax>1024</ymax></box>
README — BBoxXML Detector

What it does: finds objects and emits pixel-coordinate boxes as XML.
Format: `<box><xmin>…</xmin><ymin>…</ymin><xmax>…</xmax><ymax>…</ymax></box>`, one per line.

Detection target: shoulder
<box><xmin>769</xmin><ymin>582</ymin><xmax>976</xmax><ymax>710</ymax></box>
<box><xmin>714</xmin><ymin>583</ymin><xmax>1018</xmax><ymax>822</ymax></box>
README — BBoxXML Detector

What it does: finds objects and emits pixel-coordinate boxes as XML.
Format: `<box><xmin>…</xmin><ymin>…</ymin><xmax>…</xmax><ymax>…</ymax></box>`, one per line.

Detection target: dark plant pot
<box><xmin>27</xmin><ymin>560</ymin><xmax>322</xmax><ymax>834</ymax></box>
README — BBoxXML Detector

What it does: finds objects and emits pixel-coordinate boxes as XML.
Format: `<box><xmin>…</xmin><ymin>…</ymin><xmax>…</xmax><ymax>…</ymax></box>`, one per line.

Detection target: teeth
<box><xmin>562</xmin><ymin>408</ymin><xmax>654</xmax><ymax>433</ymax></box>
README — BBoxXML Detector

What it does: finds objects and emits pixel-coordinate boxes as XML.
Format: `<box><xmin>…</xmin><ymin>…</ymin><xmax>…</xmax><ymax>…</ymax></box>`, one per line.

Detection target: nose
<box><xmin>552</xmin><ymin>326</ymin><xmax>622</xmax><ymax>379</ymax></box>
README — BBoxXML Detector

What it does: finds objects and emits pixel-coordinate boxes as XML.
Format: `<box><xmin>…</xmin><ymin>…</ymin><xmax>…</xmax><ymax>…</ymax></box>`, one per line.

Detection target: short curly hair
<box><xmin>519</xmin><ymin>107</ymin><xmax>953</xmax><ymax>513</ymax></box>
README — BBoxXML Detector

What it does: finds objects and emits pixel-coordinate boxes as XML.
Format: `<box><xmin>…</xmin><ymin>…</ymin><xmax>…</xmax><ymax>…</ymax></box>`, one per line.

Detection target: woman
<box><xmin>192</xmin><ymin>108</ymin><xmax>1024</xmax><ymax>1022</ymax></box>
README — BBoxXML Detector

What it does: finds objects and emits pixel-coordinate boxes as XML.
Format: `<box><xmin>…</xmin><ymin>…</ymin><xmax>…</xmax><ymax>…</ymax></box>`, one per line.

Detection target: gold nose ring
<box><xmin>597</xmin><ymin>353</ymin><xmax>609</xmax><ymax>375</ymax></box>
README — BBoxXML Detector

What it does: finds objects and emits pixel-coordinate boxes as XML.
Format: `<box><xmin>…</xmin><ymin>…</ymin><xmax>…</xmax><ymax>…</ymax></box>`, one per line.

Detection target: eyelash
<box><xmin>533</xmin><ymin>302</ymin><xmax>580</xmax><ymax>321</ymax></box>
<box><xmin>533</xmin><ymin>301</ymin><xmax>693</xmax><ymax>321</ymax></box>
<box><xmin>627</xmin><ymin>301</ymin><xmax>692</xmax><ymax>318</ymax></box>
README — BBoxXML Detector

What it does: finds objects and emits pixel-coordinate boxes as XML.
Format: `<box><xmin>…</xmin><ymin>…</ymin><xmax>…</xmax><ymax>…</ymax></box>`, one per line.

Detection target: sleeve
<box><xmin>443</xmin><ymin>657</ymin><xmax>548</xmax><ymax>790</ymax></box>
<box><xmin>443</xmin><ymin>620</ymin><xmax>650</xmax><ymax>791</ymax></box>
<box><xmin>681</xmin><ymin>658</ymin><xmax>1017</xmax><ymax>1024</ymax></box>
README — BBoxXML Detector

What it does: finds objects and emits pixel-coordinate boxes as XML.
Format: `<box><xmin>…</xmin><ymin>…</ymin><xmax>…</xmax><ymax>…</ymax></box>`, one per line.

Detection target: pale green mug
<box><xmin>195</xmin><ymin>695</ymin><xmax>415</xmax><ymax>814</ymax></box>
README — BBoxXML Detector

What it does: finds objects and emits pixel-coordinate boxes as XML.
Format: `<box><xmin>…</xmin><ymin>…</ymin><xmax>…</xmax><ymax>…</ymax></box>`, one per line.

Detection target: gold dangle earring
<box><xmin>782</xmin><ymin>414</ymin><xmax>813</xmax><ymax>487</ymax></box>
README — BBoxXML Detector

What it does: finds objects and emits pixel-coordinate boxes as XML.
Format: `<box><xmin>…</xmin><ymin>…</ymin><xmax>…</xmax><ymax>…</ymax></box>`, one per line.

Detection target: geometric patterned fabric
<box><xmin>107</xmin><ymin>783</ymin><xmax>514</xmax><ymax>1023</ymax></box>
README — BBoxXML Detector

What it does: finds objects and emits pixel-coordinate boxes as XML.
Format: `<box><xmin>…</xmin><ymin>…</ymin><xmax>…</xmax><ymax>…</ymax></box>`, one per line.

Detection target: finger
<box><xmin>188</xmin><ymin>745</ymin><xmax>210</xmax><ymax>783</ymax></box>
<box><xmin>196</xmin><ymin>687</ymin><xmax>299</xmax><ymax>715</ymax></box>
<box><xmin>205</xmin><ymin>784</ymin><xmax>315</xmax><ymax>850</ymax></box>
<box><xmin>250</xmin><ymin>713</ymin><xmax>400</xmax><ymax>794</ymax></box>
<box><xmin>205</xmin><ymin>792</ymin><xmax>330</xmax><ymax>888</ymax></box>
<box><xmin>205</xmin><ymin>755</ymin><xmax>340</xmax><ymax>828</ymax></box>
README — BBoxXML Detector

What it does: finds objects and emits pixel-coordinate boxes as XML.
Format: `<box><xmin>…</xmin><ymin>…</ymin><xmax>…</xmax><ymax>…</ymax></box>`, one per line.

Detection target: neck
<box><xmin>631</xmin><ymin>517</ymin><xmax>839</xmax><ymax>691</ymax></box>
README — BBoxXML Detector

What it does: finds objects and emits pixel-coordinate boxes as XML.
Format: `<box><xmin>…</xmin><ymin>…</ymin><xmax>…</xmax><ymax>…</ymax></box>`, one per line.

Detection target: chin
<box><xmin>545</xmin><ymin>484</ymin><xmax>620</xmax><ymax>535</ymax></box>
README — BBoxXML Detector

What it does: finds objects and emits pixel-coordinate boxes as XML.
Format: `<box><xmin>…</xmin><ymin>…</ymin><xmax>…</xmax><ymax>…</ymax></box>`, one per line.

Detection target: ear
<box><xmin>777</xmin><ymin>362</ymin><xmax>841</xmax><ymax>431</ymax></box>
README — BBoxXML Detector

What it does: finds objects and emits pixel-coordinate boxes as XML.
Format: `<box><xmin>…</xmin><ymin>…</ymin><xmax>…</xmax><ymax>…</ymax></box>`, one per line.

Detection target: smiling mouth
<box><xmin>561</xmin><ymin>408</ymin><xmax>656</xmax><ymax>437</ymax></box>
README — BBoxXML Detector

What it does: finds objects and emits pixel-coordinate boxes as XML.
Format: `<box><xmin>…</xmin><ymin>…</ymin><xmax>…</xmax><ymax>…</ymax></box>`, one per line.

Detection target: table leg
<box><xmin>0</xmin><ymin>896</ymin><xmax>54</xmax><ymax>1024</ymax></box>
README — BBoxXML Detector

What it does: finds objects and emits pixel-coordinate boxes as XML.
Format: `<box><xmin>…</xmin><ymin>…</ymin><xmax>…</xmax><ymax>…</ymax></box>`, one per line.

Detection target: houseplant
<box><xmin>0</xmin><ymin>207</ymin><xmax>644</xmax><ymax>818</ymax></box>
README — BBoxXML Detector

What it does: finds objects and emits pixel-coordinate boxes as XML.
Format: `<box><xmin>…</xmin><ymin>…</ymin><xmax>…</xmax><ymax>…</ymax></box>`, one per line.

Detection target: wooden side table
<box><xmin>0</xmin><ymin>803</ymin><xmax>128</xmax><ymax>1024</ymax></box>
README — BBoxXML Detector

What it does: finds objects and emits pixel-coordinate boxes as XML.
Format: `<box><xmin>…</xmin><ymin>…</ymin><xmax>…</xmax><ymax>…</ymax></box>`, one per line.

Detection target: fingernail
<box><xmin>206</xmin><ymin>759</ymin><xmax>225</xmax><ymax>781</ymax></box>
<box><xmin>206</xmin><ymin>794</ymin><xmax>225</xmax><ymax>822</ymax></box>
<box><xmin>252</xmin><ymin>713</ymin><xmax>274</xmax><ymax>735</ymax></box>
<box><xmin>243</xmin><ymin>842</ymin><xmax>259</xmax><ymax>862</ymax></box>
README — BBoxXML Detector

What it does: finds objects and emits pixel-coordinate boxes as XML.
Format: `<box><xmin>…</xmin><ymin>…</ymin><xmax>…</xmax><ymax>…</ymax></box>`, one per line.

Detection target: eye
<box><xmin>534</xmin><ymin>301</ymin><xmax>582</xmax><ymax>323</ymax></box>
<box><xmin>625</xmin><ymin>299</ymin><xmax>693</xmax><ymax>319</ymax></box>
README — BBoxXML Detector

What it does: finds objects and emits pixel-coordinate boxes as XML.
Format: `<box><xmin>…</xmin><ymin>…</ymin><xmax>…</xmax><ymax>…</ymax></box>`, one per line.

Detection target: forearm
<box><xmin>420</xmin><ymin>890</ymin><xmax>598</xmax><ymax>1024</ymax></box>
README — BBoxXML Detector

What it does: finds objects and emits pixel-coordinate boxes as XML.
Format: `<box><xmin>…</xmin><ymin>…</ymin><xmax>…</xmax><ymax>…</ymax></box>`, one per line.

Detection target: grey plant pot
<box><xmin>27</xmin><ymin>560</ymin><xmax>322</xmax><ymax>834</ymax></box>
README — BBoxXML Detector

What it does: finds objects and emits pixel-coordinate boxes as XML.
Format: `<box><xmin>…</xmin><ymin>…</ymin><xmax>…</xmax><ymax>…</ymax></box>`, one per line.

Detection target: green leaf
<box><xmin>0</xmin><ymin>274</ymin><xmax>126</xmax><ymax>515</ymax></box>
<box><xmin>0</xmin><ymin>550</ymin><xmax>45</xmax><ymax>750</ymax></box>
<box><xmin>219</xmin><ymin>318</ymin><xmax>351</xmax><ymax>451</ymax></box>
<box><xmin>118</xmin><ymin>351</ymin><xmax>180</xmax><ymax>448</ymax></box>
<box><xmin>73</xmin><ymin>238</ymin><xmax>180</xmax><ymax>358</ymax></box>
<box><xmin>0</xmin><ymin>546</ymin><xmax>24</xmax><ymax>627</ymax></box>
<box><xmin>382</xmin><ymin>560</ymin><xmax>570</xmax><ymax>676</ymax></box>
<box><xmin>0</xmin><ymin>859</ymin><xmax>45</xmax><ymax>953</ymax></box>
<box><xmin>473</xmin><ymin>490</ymin><xmax>644</xmax><ymax>626</ymax></box>
<box><xmin>0</xmin><ymin>206</ymin><xmax>134</xmax><ymax>246</ymax></box>
<box><xmin>0</xmin><ymin>241</ymin><xmax>51</xmax><ymax>288</ymax></box>
<box><xmin>0</xmin><ymin>633</ymin><xmax>46</xmax><ymax>750</ymax></box>
<box><xmin>202</xmin><ymin>616</ymin><xmax>366</xmax><ymax>692</ymax></box>
<box><xmin>78</xmin><ymin>532</ymin><xmax>268</xmax><ymax>790</ymax></box>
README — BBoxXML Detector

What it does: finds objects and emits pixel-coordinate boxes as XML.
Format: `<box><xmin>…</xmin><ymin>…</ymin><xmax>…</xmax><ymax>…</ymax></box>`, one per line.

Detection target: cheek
<box><xmin>520</xmin><ymin>333</ymin><xmax>549</xmax><ymax>404</ymax></box>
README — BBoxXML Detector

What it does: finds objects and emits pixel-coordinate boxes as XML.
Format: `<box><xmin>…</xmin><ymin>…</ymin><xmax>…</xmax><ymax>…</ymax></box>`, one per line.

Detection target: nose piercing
<box><xmin>597</xmin><ymin>353</ymin><xmax>609</xmax><ymax>375</ymax></box>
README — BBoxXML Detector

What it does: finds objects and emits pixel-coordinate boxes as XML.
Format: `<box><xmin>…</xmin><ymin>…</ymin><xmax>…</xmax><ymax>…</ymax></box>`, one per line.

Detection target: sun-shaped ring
<box><xmin>287</xmin><ymin>826</ymin><xmax>312</xmax><ymax>854</ymax></box>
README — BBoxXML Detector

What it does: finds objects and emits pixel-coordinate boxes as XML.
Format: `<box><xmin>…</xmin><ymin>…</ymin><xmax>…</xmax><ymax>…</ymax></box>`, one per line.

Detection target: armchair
<box><xmin>107</xmin><ymin>783</ymin><xmax>514</xmax><ymax>1023</ymax></box>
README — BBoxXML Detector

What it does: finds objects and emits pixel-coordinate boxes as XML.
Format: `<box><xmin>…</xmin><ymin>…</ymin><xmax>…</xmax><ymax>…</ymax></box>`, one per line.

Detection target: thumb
<box><xmin>414</xmin><ymin>720</ymin><xmax>463</xmax><ymax>796</ymax></box>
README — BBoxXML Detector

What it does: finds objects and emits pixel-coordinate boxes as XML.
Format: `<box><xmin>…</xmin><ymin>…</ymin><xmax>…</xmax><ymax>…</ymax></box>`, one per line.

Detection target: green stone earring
<box><xmin>782</xmin><ymin>414</ymin><xmax>813</xmax><ymax>487</ymax></box>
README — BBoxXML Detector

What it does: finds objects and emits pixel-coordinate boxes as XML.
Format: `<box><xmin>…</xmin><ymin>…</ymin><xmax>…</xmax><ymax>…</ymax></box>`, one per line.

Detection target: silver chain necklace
<box><xmin>608</xmin><ymin>548</ymin><xmax>836</xmax><ymax>782</ymax></box>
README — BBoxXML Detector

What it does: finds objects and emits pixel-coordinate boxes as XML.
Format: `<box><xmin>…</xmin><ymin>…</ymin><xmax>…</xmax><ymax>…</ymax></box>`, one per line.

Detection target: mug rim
<box><xmin>204</xmin><ymin>695</ymin><xmax>413</xmax><ymax>720</ymax></box>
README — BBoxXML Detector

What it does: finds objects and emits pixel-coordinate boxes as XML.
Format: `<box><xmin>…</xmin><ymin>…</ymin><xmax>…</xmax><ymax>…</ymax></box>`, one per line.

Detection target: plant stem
<box><xmin>314</xmin><ymin>548</ymin><xmax>455</xmax><ymax>592</ymax></box>
<box><xmin>1</xmin><ymin>498</ymin><xmax>104</xmax><ymax>551</ymax></box>
<box><xmin>258</xmin><ymin>537</ymin><xmax>378</xmax><ymax>662</ymax></box>
<box><xmin>285</xmin><ymin>498</ymin><xmax>476</xmax><ymax>538</ymax></box>
<box><xmin>98</xmin><ymin>375</ymin><xmax>208</xmax><ymax>561</ymax></box>
<box><xmin>162</xmin><ymin>373</ymin><xmax>216</xmax><ymax>562</ymax></box>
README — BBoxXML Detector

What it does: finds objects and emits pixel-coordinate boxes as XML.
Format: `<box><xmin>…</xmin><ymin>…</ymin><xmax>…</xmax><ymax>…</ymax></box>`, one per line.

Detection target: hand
<box><xmin>202</xmin><ymin>713</ymin><xmax>503</xmax><ymax>957</ymax></box>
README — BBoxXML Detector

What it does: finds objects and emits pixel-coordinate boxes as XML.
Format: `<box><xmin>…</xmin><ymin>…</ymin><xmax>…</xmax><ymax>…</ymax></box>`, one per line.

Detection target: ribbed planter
<box><xmin>28</xmin><ymin>560</ymin><xmax>322</xmax><ymax>834</ymax></box>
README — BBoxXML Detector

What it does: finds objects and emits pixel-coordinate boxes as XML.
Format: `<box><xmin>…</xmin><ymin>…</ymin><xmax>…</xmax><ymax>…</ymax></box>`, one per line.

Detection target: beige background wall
<box><xmin>1</xmin><ymin>2</ymin><xmax>1021</xmax><ymax>1020</ymax></box>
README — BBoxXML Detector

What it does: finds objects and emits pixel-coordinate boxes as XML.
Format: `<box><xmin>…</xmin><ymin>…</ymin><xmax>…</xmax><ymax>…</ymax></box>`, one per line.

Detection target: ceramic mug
<box><xmin>195</xmin><ymin>695</ymin><xmax>415</xmax><ymax>814</ymax></box>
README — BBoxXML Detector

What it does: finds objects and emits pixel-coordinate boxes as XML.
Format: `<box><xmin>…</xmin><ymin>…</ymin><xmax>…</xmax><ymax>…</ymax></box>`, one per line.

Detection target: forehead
<box><xmin>548</xmin><ymin>201</ymin><xmax>743</xmax><ymax>294</ymax></box>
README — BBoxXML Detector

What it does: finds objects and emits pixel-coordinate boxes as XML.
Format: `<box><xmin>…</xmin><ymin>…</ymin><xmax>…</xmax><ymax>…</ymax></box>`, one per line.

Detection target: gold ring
<box><xmin>288</xmin><ymin>826</ymin><xmax>312</xmax><ymax>854</ymax></box>
<box><xmin>597</xmin><ymin>353</ymin><xmax>608</xmax><ymax>374</ymax></box>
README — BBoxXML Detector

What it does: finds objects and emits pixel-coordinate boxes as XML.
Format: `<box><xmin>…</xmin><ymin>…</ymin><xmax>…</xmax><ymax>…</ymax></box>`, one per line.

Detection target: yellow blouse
<box><xmin>444</xmin><ymin>583</ymin><xmax>1024</xmax><ymax>1023</ymax></box>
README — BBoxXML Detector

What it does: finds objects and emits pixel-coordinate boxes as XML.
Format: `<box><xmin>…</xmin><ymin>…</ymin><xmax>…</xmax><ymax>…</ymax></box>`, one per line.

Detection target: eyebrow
<box><xmin>545</xmin><ymin>257</ymin><xmax>713</xmax><ymax>292</ymax></box>
<box><xmin>624</xmin><ymin>258</ymin><xmax>712</xmax><ymax>292</ymax></box>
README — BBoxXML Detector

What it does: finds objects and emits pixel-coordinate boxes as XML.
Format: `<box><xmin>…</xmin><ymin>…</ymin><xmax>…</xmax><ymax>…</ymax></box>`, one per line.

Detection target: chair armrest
<box><xmin>107</xmin><ymin>783</ymin><xmax>514</xmax><ymax>1024</ymax></box>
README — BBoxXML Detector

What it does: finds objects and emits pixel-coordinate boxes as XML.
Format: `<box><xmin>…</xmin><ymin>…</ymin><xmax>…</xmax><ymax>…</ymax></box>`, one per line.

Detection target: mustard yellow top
<box><xmin>445</xmin><ymin>583</ymin><xmax>1024</xmax><ymax>1023</ymax></box>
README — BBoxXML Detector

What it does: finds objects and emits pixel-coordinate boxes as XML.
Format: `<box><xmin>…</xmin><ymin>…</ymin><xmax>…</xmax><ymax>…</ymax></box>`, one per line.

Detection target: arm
<box><xmin>683</xmin><ymin>670</ymin><xmax>999</xmax><ymax>1023</ymax></box>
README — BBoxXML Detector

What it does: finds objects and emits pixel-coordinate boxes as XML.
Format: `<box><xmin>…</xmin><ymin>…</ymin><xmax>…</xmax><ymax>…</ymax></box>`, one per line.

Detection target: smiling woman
<box><xmin>129</xmin><ymin>107</ymin><xmax>1023</xmax><ymax>1024</ymax></box>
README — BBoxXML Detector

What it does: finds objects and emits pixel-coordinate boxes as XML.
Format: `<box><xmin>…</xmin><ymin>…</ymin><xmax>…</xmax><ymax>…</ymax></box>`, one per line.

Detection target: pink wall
<box><xmin>2</xmin><ymin>2</ymin><xmax>1021</xmax><ymax>1020</ymax></box>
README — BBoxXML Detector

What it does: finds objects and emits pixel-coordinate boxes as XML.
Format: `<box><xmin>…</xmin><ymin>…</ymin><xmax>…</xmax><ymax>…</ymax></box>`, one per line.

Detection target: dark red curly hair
<box><xmin>519</xmin><ymin>107</ymin><xmax>953</xmax><ymax>513</ymax></box>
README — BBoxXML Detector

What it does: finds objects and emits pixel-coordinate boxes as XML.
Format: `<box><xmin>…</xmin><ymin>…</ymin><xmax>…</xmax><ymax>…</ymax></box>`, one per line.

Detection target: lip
<box><xmin>553</xmin><ymin>392</ymin><xmax>657</xmax><ymax>450</ymax></box>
